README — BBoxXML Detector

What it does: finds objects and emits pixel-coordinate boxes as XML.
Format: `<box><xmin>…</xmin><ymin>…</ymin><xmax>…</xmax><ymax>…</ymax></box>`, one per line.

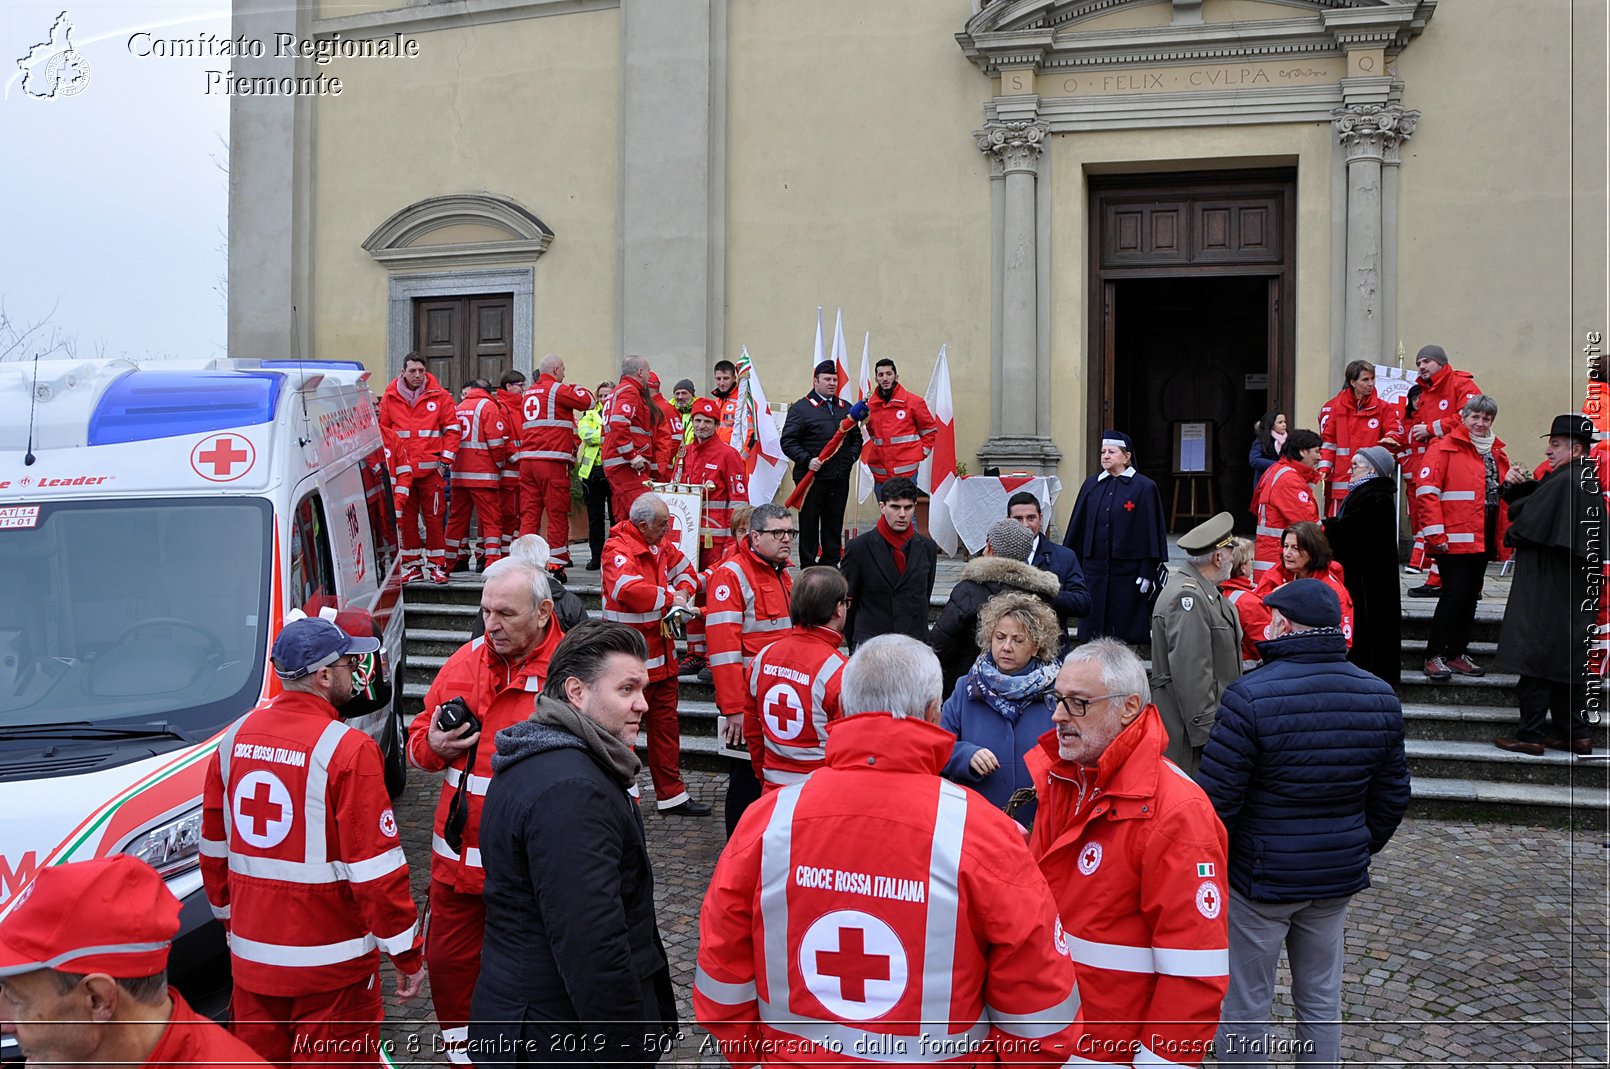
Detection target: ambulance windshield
<box><xmin>0</xmin><ymin>498</ymin><xmax>272</xmax><ymax>736</ymax></box>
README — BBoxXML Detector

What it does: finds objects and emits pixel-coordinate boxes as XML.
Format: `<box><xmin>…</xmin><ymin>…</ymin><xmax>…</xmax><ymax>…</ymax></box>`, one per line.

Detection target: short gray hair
<box><xmin>505</xmin><ymin>534</ymin><xmax>551</xmax><ymax>570</ymax></box>
<box><xmin>1061</xmin><ymin>637</ymin><xmax>1151</xmax><ymax>706</ymax></box>
<box><xmin>748</xmin><ymin>503</ymin><xmax>790</xmax><ymax>534</ymax></box>
<box><xmin>1461</xmin><ymin>393</ymin><xmax>1498</xmax><ymax>419</ymax></box>
<box><xmin>841</xmin><ymin>635</ymin><xmax>942</xmax><ymax>719</ymax></box>
<box><xmin>481</xmin><ymin>559</ymin><xmax>552</xmax><ymax>610</ymax></box>
<box><xmin>1186</xmin><ymin>547</ymin><xmax>1228</xmax><ymax>569</ymax></box>
<box><xmin>538</xmin><ymin>353</ymin><xmax>563</xmax><ymax>376</ymax></box>
<box><xmin>621</xmin><ymin>354</ymin><xmax>650</xmax><ymax>380</ymax></box>
<box><xmin>629</xmin><ymin>493</ymin><xmax>667</xmax><ymax>527</ymax></box>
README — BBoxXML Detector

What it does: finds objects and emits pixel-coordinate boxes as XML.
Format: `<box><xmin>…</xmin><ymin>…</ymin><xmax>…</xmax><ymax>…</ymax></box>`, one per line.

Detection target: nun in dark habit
<box><xmin>1063</xmin><ymin>430</ymin><xmax>1169</xmax><ymax>644</ymax></box>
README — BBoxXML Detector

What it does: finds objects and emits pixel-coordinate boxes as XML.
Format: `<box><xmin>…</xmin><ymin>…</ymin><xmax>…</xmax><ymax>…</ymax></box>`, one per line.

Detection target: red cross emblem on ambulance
<box><xmin>191</xmin><ymin>434</ymin><xmax>256</xmax><ymax>483</ymax></box>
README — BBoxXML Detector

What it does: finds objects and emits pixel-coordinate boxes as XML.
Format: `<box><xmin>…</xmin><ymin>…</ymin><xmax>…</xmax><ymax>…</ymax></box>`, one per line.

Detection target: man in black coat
<box><xmin>470</xmin><ymin>621</ymin><xmax>676</xmax><ymax>1068</ymax></box>
<box><xmin>1006</xmin><ymin>490</ymin><xmax>1092</xmax><ymax>641</ymax></box>
<box><xmin>1197</xmin><ymin>580</ymin><xmax>1409</xmax><ymax>1068</ymax></box>
<box><xmin>1494</xmin><ymin>414</ymin><xmax>1603</xmax><ymax>756</ymax></box>
<box><xmin>780</xmin><ymin>360</ymin><xmax>863</xmax><ymax>566</ymax></box>
<box><xmin>839</xmin><ymin>477</ymin><xmax>939</xmax><ymax>649</ymax></box>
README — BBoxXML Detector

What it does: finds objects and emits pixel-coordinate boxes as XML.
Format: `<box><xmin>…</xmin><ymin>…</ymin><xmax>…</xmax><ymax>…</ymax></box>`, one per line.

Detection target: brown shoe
<box><xmin>1445</xmin><ymin>655</ymin><xmax>1485</xmax><ymax>677</ymax></box>
<box><xmin>1571</xmin><ymin>737</ymin><xmax>1595</xmax><ymax>756</ymax></box>
<box><xmin>1424</xmin><ymin>656</ymin><xmax>1453</xmax><ymax>682</ymax></box>
<box><xmin>1494</xmin><ymin>736</ymin><xmax>1545</xmax><ymax>756</ymax></box>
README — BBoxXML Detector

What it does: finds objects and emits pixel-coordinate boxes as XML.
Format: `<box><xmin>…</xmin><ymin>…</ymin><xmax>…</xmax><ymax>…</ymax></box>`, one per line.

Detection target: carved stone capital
<box><xmin>973</xmin><ymin>119</ymin><xmax>1050</xmax><ymax>175</ymax></box>
<box><xmin>1332</xmin><ymin>104</ymin><xmax>1420</xmax><ymax>164</ymax></box>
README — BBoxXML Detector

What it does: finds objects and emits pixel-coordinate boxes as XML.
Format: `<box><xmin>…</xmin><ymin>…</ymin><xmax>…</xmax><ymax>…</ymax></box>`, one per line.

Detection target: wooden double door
<box><xmin>413</xmin><ymin>294</ymin><xmax>513</xmax><ymax>398</ymax></box>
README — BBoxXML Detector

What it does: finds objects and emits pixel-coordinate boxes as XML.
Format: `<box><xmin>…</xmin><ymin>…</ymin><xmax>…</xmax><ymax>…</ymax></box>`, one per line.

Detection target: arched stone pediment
<box><xmin>362</xmin><ymin>193</ymin><xmax>554</xmax><ymax>269</ymax></box>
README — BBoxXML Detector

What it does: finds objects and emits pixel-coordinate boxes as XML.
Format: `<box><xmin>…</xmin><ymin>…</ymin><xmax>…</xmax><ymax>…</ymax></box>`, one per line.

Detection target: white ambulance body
<box><xmin>0</xmin><ymin>357</ymin><xmax>407</xmax><ymax>1027</ymax></box>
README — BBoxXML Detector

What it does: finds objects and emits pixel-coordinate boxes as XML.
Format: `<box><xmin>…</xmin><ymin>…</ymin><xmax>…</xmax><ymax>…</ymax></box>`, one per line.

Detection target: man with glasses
<box><xmin>201</xmin><ymin>617</ymin><xmax>424</xmax><ymax>1063</ymax></box>
<box><xmin>706</xmin><ymin>502</ymin><xmax>796</xmax><ymax>833</ymax></box>
<box><xmin>1024</xmin><ymin>637</ymin><xmax>1229</xmax><ymax>1069</ymax></box>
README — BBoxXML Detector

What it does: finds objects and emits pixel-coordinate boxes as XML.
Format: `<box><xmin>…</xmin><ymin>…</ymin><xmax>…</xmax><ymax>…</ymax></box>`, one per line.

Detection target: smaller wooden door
<box><xmin>412</xmin><ymin>295</ymin><xmax>513</xmax><ymax>397</ymax></box>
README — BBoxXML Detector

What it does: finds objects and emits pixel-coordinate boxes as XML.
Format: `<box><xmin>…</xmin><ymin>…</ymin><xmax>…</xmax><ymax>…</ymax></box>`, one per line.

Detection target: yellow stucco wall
<box><xmin>724</xmin><ymin>0</ymin><xmax>995</xmax><ymax>483</ymax></box>
<box><xmin>309</xmin><ymin>6</ymin><xmax>620</xmax><ymax>385</ymax></box>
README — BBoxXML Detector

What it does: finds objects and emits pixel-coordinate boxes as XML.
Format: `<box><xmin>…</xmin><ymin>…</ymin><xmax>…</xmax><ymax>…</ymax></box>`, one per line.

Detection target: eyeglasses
<box><xmin>333</xmin><ymin>655</ymin><xmax>363</xmax><ymax>670</ymax></box>
<box><xmin>1044</xmin><ymin>692</ymin><xmax>1125</xmax><ymax>717</ymax></box>
<box><xmin>759</xmin><ymin>528</ymin><xmax>796</xmax><ymax>539</ymax></box>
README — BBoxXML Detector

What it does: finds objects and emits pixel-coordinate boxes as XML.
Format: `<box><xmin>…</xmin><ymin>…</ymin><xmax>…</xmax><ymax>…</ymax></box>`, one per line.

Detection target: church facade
<box><xmin>228</xmin><ymin>0</ymin><xmax>1605</xmax><ymax>515</ymax></box>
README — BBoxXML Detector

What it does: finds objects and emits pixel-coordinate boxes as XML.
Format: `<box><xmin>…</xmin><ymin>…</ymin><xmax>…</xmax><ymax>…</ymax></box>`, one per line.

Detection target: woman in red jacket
<box><xmin>1252</xmin><ymin>428</ymin><xmax>1323</xmax><ymax>577</ymax></box>
<box><xmin>1418</xmin><ymin>394</ymin><xmax>1517</xmax><ymax>681</ymax></box>
<box><xmin>1255</xmin><ymin>522</ymin><xmax>1354</xmax><ymax>648</ymax></box>
<box><xmin>1317</xmin><ymin>360</ymin><xmax>1405</xmax><ymax>518</ymax></box>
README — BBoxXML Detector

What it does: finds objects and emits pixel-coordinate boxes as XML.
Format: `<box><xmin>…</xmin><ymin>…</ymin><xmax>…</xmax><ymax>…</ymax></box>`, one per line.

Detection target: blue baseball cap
<box><xmin>271</xmin><ymin>617</ymin><xmax>380</xmax><ymax>680</ymax></box>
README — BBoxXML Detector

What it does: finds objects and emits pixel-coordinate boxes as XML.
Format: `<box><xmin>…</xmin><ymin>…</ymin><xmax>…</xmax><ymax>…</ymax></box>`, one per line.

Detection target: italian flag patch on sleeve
<box><xmin>1197</xmin><ymin>863</ymin><xmax>1215</xmax><ymax>877</ymax></box>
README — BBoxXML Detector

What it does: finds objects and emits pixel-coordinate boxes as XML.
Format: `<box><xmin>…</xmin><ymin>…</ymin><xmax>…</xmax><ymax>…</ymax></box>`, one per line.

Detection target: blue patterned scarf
<box><xmin>966</xmin><ymin>654</ymin><xmax>1060</xmax><ymax>724</ymax></box>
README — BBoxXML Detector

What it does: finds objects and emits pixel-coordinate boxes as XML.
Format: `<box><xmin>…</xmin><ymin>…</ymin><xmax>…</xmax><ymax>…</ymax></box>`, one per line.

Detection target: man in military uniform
<box><xmin>1150</xmin><ymin>512</ymin><xmax>1242</xmax><ymax>774</ymax></box>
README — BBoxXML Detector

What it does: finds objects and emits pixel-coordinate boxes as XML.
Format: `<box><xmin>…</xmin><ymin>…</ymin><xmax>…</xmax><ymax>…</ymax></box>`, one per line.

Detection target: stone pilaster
<box><xmin>1333</xmin><ymin>104</ymin><xmax>1418</xmax><ymax>370</ymax></box>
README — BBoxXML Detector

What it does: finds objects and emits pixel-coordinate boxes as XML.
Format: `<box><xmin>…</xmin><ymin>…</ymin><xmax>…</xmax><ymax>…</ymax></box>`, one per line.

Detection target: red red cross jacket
<box><xmin>450</xmin><ymin>388</ymin><xmax>512</xmax><ymax>486</ymax></box>
<box><xmin>601</xmin><ymin>519</ymin><xmax>698</xmax><ymax>681</ymax></box>
<box><xmin>652</xmin><ymin>393</ymin><xmax>684</xmax><ymax>479</ymax></box>
<box><xmin>518</xmin><ymin>374</ymin><xmax>594</xmax><ymax>464</ymax></box>
<box><xmin>861</xmin><ymin>386</ymin><xmax>937</xmax><ymax>483</ymax></box>
<box><xmin>695</xmin><ymin>713</ymin><xmax>1083</xmax><ymax>1067</ymax></box>
<box><xmin>1218</xmin><ymin>575</ymin><xmax>1271</xmax><ymax>667</ymax></box>
<box><xmin>496</xmin><ymin>387</ymin><xmax>525</xmax><ymax>494</ymax></box>
<box><xmin>1252</xmin><ymin>458</ymin><xmax>1321</xmax><ymax>575</ymax></box>
<box><xmin>1026</xmin><ymin>707</ymin><xmax>1229</xmax><ymax>1068</ymax></box>
<box><xmin>1412</xmin><ymin>363</ymin><xmax>1483</xmax><ymax>442</ymax></box>
<box><xmin>1253</xmin><ymin>560</ymin><xmax>1355</xmax><ymax>648</ymax></box>
<box><xmin>408</xmin><ymin>623</ymin><xmax>565</xmax><ymax>893</ymax></box>
<box><xmin>145</xmin><ymin>989</ymin><xmax>270</xmax><ymax>1069</ymax></box>
<box><xmin>379</xmin><ymin>373</ymin><xmax>461</xmax><ymax>475</ymax></box>
<box><xmin>678</xmin><ymin>435</ymin><xmax>748</xmax><ymax>558</ymax></box>
<box><xmin>200</xmin><ymin>691</ymin><xmax>423</xmax><ymax>996</ymax></box>
<box><xmin>1317</xmin><ymin>386</ymin><xmax>1405</xmax><ymax>515</ymax></box>
<box><xmin>602</xmin><ymin>377</ymin><xmax>656</xmax><ymax>478</ymax></box>
<box><xmin>1417</xmin><ymin>424</ymin><xmax>1511</xmax><ymax>555</ymax></box>
<box><xmin>707</xmin><ymin>539</ymin><xmax>794</xmax><ymax>716</ymax></box>
<box><xmin>742</xmin><ymin>625</ymin><xmax>845</xmax><ymax>790</ymax></box>
<box><xmin>379</xmin><ymin>421</ymin><xmax>414</xmax><ymax>504</ymax></box>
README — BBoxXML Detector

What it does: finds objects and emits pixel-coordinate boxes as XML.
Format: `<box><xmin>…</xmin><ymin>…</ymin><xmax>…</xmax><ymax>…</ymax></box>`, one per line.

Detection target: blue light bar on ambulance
<box><xmin>258</xmin><ymin>360</ymin><xmax>366</xmax><ymax>370</ymax></box>
<box><xmin>87</xmin><ymin>371</ymin><xmax>286</xmax><ymax>445</ymax></box>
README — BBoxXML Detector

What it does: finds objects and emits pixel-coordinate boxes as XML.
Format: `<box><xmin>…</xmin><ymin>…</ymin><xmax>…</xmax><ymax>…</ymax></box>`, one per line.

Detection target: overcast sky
<box><xmin>2</xmin><ymin>2</ymin><xmax>229</xmax><ymax>360</ymax></box>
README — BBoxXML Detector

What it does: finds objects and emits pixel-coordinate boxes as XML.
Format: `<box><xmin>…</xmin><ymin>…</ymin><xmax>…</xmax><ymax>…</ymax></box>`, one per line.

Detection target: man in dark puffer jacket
<box><xmin>1196</xmin><ymin>579</ymin><xmax>1409</xmax><ymax>1069</ymax></box>
<box><xmin>929</xmin><ymin>518</ymin><xmax>1061</xmax><ymax>695</ymax></box>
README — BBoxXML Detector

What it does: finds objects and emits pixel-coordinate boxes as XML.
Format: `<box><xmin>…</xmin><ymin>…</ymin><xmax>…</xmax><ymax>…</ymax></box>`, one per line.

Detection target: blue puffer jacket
<box><xmin>1195</xmin><ymin>628</ymin><xmax>1410</xmax><ymax>903</ymax></box>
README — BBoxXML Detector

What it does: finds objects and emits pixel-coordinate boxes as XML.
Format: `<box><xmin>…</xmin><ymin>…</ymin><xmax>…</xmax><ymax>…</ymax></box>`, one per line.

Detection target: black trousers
<box><xmin>1516</xmin><ymin>675</ymin><xmax>1591</xmax><ymax>744</ymax></box>
<box><xmin>798</xmin><ymin>474</ymin><xmax>850</xmax><ymax>566</ymax></box>
<box><xmin>582</xmin><ymin>467</ymin><xmax>611</xmax><ymax>565</ymax></box>
<box><xmin>1426</xmin><ymin>552</ymin><xmax>1489</xmax><ymax>658</ymax></box>
<box><xmin>724</xmin><ymin>757</ymin><xmax>762</xmax><ymax>838</ymax></box>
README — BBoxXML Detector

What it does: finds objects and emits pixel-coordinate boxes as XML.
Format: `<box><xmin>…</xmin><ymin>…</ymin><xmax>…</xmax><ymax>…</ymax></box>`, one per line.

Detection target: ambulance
<box><xmin>0</xmin><ymin>357</ymin><xmax>408</xmax><ymax>1033</ymax></box>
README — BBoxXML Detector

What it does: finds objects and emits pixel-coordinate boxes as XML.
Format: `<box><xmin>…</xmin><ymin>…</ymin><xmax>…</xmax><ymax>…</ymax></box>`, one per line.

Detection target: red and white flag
<box><xmin>734</xmin><ymin>346</ymin><xmax>789</xmax><ymax>505</ymax></box>
<box><xmin>830</xmin><ymin>308</ymin><xmax>851</xmax><ymax>400</ymax></box>
<box><xmin>918</xmin><ymin>345</ymin><xmax>960</xmax><ymax>555</ymax></box>
<box><xmin>810</xmin><ymin>307</ymin><xmax>825</xmax><ymax>377</ymax></box>
<box><xmin>856</xmin><ymin>330</ymin><xmax>877</xmax><ymax>504</ymax></box>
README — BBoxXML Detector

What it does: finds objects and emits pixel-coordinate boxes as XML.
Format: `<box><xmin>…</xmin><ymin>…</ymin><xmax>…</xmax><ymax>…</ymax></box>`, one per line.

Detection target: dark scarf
<box><xmin>966</xmin><ymin>654</ymin><xmax>1059</xmax><ymax>724</ymax></box>
<box><xmin>492</xmin><ymin>694</ymin><xmax>641</xmax><ymax>787</ymax></box>
<box><xmin>877</xmin><ymin>517</ymin><xmax>914</xmax><ymax>574</ymax></box>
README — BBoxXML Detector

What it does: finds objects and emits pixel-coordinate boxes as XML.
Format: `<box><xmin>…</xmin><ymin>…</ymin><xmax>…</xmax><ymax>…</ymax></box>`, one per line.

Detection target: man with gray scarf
<box><xmin>470</xmin><ymin>620</ymin><xmax>676</xmax><ymax>1067</ymax></box>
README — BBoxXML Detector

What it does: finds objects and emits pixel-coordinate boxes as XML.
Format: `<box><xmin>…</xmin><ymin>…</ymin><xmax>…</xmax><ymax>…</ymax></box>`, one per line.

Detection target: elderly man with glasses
<box><xmin>1024</xmin><ymin>637</ymin><xmax>1230</xmax><ymax>1069</ymax></box>
<box><xmin>706</xmin><ymin>502</ymin><xmax>797</xmax><ymax>833</ymax></box>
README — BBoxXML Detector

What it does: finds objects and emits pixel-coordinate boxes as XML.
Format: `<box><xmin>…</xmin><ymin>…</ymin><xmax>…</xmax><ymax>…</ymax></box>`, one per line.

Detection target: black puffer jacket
<box><xmin>929</xmin><ymin>555</ymin><xmax>1061</xmax><ymax>695</ymax></box>
<box><xmin>1195</xmin><ymin>628</ymin><xmax>1410</xmax><ymax>903</ymax></box>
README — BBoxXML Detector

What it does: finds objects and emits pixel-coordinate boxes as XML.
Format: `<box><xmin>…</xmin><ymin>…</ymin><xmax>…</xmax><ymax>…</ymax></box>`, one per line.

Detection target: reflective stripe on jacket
<box><xmin>600</xmin><ymin>519</ymin><xmax>697</xmax><ymax>681</ymax></box>
<box><xmin>862</xmin><ymin>386</ymin><xmax>937</xmax><ymax>481</ymax></box>
<box><xmin>1418</xmin><ymin>424</ymin><xmax>1510</xmax><ymax>555</ymax></box>
<box><xmin>450</xmin><ymin>389</ymin><xmax>512</xmax><ymax>484</ymax></box>
<box><xmin>743</xmin><ymin>626</ymin><xmax>845</xmax><ymax>790</ymax></box>
<box><xmin>519</xmin><ymin>375</ymin><xmax>594</xmax><ymax>464</ymax></box>
<box><xmin>1252</xmin><ymin>459</ymin><xmax>1320</xmax><ymax>574</ymax></box>
<box><xmin>707</xmin><ymin>540</ymin><xmax>794</xmax><ymax>715</ymax></box>
<box><xmin>379</xmin><ymin>373</ymin><xmax>462</xmax><ymax>472</ymax></box>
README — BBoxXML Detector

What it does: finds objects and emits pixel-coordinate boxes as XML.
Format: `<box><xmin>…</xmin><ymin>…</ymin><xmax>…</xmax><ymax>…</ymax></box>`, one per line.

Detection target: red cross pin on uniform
<box><xmin>1123</xmin><ymin>500</ymin><xmax>1136</xmax><ymax>512</ymax></box>
<box><xmin>190</xmin><ymin>433</ymin><xmax>256</xmax><ymax>483</ymax></box>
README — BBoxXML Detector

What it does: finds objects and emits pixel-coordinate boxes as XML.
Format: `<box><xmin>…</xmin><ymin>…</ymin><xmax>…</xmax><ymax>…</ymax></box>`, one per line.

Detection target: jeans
<box><xmin>1216</xmin><ymin>888</ymin><xmax>1352</xmax><ymax>1069</ymax></box>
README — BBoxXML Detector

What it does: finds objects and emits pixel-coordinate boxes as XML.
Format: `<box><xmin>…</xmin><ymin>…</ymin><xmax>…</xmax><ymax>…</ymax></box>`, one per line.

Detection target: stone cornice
<box><xmin>314</xmin><ymin>0</ymin><xmax>617</xmax><ymax>39</ymax></box>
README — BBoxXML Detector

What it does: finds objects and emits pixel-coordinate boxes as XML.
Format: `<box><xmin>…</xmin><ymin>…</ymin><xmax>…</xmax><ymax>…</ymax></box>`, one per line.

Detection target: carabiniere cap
<box><xmin>1178</xmin><ymin>511</ymin><xmax>1236</xmax><ymax>556</ymax></box>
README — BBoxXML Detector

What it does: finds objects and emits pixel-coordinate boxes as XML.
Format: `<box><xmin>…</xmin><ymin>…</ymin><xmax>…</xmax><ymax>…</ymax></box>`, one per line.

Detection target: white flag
<box><xmin>810</xmin><ymin>307</ymin><xmax>824</xmax><ymax>377</ymax></box>
<box><xmin>735</xmin><ymin>346</ymin><xmax>789</xmax><ymax>506</ymax></box>
<box><xmin>919</xmin><ymin>345</ymin><xmax>960</xmax><ymax>556</ymax></box>
<box><xmin>856</xmin><ymin>330</ymin><xmax>876</xmax><ymax>504</ymax></box>
<box><xmin>831</xmin><ymin>307</ymin><xmax>851</xmax><ymax>400</ymax></box>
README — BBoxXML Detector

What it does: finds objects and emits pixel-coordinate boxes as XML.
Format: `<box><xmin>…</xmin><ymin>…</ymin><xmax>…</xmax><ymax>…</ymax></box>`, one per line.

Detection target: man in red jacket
<box><xmin>601</xmin><ymin>493</ymin><xmax>709</xmax><ymax>815</ymax></box>
<box><xmin>1404</xmin><ymin>344</ymin><xmax>1483</xmax><ymax>594</ymax></box>
<box><xmin>519</xmin><ymin>354</ymin><xmax>594</xmax><ymax>575</ymax></box>
<box><xmin>744</xmin><ymin>566</ymin><xmax>847</xmax><ymax>792</ymax></box>
<box><xmin>409</xmin><ymin>561</ymin><xmax>562</xmax><ymax>1063</ymax></box>
<box><xmin>495</xmin><ymin>369</ymin><xmax>527</xmax><ymax>560</ymax></box>
<box><xmin>860</xmin><ymin>358</ymin><xmax>936</xmax><ymax>487</ymax></box>
<box><xmin>379</xmin><ymin>354</ymin><xmax>462</xmax><ymax>584</ymax></box>
<box><xmin>647</xmin><ymin>371</ymin><xmax>685</xmax><ymax>480</ymax></box>
<box><xmin>602</xmin><ymin>355</ymin><xmax>659</xmax><ymax>520</ymax></box>
<box><xmin>695</xmin><ymin>634</ymin><xmax>1082</xmax><ymax>1066</ymax></box>
<box><xmin>679</xmin><ymin>398</ymin><xmax>749</xmax><ymax>562</ymax></box>
<box><xmin>201</xmin><ymin>617</ymin><xmax>424</xmax><ymax>1065</ymax></box>
<box><xmin>0</xmin><ymin>856</ymin><xmax>269</xmax><ymax>1069</ymax></box>
<box><xmin>1027</xmin><ymin>638</ymin><xmax>1229</xmax><ymax>1068</ymax></box>
<box><xmin>445</xmin><ymin>380</ymin><xmax>514</xmax><ymax>572</ymax></box>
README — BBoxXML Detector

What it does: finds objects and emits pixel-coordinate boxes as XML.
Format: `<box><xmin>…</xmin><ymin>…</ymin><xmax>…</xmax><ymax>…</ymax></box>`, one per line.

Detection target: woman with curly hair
<box><xmin>939</xmin><ymin>591</ymin><xmax>1062</xmax><ymax>825</ymax></box>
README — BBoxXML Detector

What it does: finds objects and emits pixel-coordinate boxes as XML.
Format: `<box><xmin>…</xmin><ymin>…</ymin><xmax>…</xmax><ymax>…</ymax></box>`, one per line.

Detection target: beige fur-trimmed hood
<box><xmin>957</xmin><ymin>554</ymin><xmax>1061</xmax><ymax>598</ymax></box>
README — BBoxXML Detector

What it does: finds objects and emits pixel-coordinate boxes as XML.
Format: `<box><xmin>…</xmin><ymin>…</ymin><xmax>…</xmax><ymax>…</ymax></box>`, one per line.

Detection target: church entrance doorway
<box><xmin>1087</xmin><ymin>169</ymin><xmax>1296</xmax><ymax>532</ymax></box>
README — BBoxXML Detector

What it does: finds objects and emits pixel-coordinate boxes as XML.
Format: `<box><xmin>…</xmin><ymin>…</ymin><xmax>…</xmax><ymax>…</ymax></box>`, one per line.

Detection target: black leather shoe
<box><xmin>1407</xmin><ymin>584</ymin><xmax>1442</xmax><ymax>598</ymax></box>
<box><xmin>585</xmin><ymin>559</ymin><xmax>602</xmax><ymax>571</ymax></box>
<box><xmin>664</xmin><ymin>798</ymin><xmax>712</xmax><ymax>817</ymax></box>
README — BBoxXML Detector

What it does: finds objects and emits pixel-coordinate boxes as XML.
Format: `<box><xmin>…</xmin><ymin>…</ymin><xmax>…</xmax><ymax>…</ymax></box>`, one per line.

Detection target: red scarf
<box><xmin>877</xmin><ymin>517</ymin><xmax>914</xmax><ymax>574</ymax></box>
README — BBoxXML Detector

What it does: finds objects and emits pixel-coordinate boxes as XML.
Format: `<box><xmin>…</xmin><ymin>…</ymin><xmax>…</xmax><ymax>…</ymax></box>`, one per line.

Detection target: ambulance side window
<box><xmin>290</xmin><ymin>492</ymin><xmax>337</xmax><ymax>608</ymax></box>
<box><xmin>360</xmin><ymin>446</ymin><xmax>400</xmax><ymax>576</ymax></box>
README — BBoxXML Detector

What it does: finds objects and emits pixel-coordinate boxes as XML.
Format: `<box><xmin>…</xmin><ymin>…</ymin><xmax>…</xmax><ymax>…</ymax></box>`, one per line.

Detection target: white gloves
<box><xmin>1136</xmin><ymin>576</ymin><xmax>1154</xmax><ymax>595</ymax></box>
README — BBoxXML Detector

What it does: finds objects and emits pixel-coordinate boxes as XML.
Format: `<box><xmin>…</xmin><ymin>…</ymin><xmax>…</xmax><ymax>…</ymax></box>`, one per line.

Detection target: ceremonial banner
<box><xmin>653</xmin><ymin>482</ymin><xmax>704</xmax><ymax>567</ymax></box>
<box><xmin>919</xmin><ymin>345</ymin><xmax>960</xmax><ymax>555</ymax></box>
<box><xmin>734</xmin><ymin>347</ymin><xmax>789</xmax><ymax>505</ymax></box>
<box><xmin>1373</xmin><ymin>364</ymin><xmax>1414</xmax><ymax>406</ymax></box>
<box><xmin>830</xmin><ymin>307</ymin><xmax>851</xmax><ymax>400</ymax></box>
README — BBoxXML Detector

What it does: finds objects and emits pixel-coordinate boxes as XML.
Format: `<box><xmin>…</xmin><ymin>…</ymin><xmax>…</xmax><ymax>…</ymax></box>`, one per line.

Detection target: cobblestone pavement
<box><xmin>379</xmin><ymin>762</ymin><xmax>1607</xmax><ymax>1067</ymax></box>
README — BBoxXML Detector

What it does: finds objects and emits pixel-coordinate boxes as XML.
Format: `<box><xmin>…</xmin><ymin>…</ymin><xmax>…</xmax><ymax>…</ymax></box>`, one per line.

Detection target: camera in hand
<box><xmin>435</xmin><ymin>696</ymin><xmax>480</xmax><ymax>737</ymax></box>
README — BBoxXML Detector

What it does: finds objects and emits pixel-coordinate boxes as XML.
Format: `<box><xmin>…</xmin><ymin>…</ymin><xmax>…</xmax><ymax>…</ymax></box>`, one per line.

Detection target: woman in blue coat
<box><xmin>940</xmin><ymin>591</ymin><xmax>1062</xmax><ymax>825</ymax></box>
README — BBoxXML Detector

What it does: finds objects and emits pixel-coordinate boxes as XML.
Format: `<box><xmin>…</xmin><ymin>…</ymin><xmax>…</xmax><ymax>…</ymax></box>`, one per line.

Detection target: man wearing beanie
<box><xmin>671</xmin><ymin>377</ymin><xmax>698</xmax><ymax>455</ymax></box>
<box><xmin>1198</xmin><ymin>578</ymin><xmax>1410</xmax><ymax>1069</ymax></box>
<box><xmin>781</xmin><ymin>359</ymin><xmax>861</xmax><ymax>566</ymax></box>
<box><xmin>0</xmin><ymin>856</ymin><xmax>268</xmax><ymax>1069</ymax></box>
<box><xmin>1404</xmin><ymin>344</ymin><xmax>1483</xmax><ymax>594</ymax></box>
<box><xmin>1322</xmin><ymin>444</ymin><xmax>1405</xmax><ymax>685</ymax></box>
<box><xmin>929</xmin><ymin>516</ymin><xmax>1061</xmax><ymax>694</ymax></box>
